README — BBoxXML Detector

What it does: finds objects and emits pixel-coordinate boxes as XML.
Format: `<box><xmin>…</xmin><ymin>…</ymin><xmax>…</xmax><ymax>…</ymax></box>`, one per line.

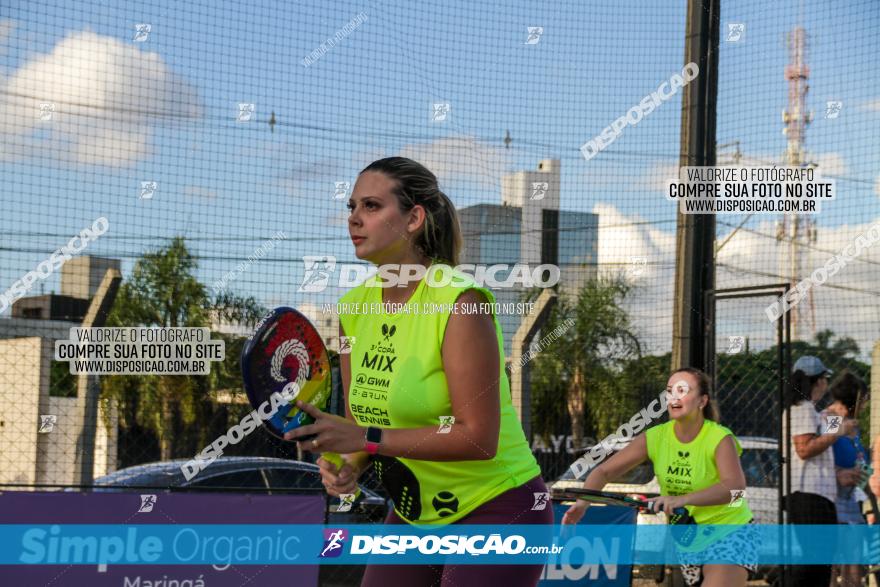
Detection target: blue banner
<box><xmin>539</xmin><ymin>502</ymin><xmax>634</xmax><ymax>586</ymax></box>
<box><xmin>1</xmin><ymin>523</ymin><xmax>876</xmax><ymax>565</ymax></box>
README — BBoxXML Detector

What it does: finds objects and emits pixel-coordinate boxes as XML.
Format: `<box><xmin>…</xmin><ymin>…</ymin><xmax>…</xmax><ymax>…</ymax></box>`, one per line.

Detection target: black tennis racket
<box><xmin>555</xmin><ymin>487</ymin><xmax>697</xmax><ymax>546</ymax></box>
<box><xmin>241</xmin><ymin>306</ymin><xmax>360</xmax><ymax>498</ymax></box>
<box><xmin>555</xmin><ymin>488</ymin><xmax>691</xmax><ymax>519</ymax></box>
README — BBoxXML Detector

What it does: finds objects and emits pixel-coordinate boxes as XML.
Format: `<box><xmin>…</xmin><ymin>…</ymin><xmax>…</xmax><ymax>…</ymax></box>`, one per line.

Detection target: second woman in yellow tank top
<box><xmin>561</xmin><ymin>367</ymin><xmax>758</xmax><ymax>587</ymax></box>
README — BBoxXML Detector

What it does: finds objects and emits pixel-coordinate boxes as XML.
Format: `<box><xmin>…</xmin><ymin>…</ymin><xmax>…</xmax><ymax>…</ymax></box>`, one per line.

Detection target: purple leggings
<box><xmin>360</xmin><ymin>475</ymin><xmax>553</xmax><ymax>587</ymax></box>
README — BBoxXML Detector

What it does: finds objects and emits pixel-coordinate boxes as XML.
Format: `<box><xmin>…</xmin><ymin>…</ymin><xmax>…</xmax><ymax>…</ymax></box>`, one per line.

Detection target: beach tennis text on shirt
<box><xmin>53</xmin><ymin>328</ymin><xmax>225</xmax><ymax>375</ymax></box>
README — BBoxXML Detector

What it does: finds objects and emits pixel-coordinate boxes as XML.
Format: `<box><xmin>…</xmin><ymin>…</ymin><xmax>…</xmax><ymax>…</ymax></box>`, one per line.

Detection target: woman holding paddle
<box><xmin>285</xmin><ymin>157</ymin><xmax>551</xmax><ymax>586</ymax></box>
<box><xmin>562</xmin><ymin>368</ymin><xmax>757</xmax><ymax>587</ymax></box>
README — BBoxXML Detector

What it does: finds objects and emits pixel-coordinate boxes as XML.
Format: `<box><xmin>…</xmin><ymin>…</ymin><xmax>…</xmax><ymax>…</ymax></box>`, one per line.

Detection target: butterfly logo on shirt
<box><xmin>668</xmin><ymin>450</ymin><xmax>692</xmax><ymax>478</ymax></box>
<box><xmin>382</xmin><ymin>324</ymin><xmax>397</xmax><ymax>340</ymax></box>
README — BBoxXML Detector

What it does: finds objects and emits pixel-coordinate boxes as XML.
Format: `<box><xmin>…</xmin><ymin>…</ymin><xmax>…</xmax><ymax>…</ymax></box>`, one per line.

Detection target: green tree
<box><xmin>812</xmin><ymin>328</ymin><xmax>860</xmax><ymax>366</ymax></box>
<box><xmin>526</xmin><ymin>278</ymin><xmax>642</xmax><ymax>451</ymax></box>
<box><xmin>101</xmin><ymin>237</ymin><xmax>265</xmax><ymax>461</ymax></box>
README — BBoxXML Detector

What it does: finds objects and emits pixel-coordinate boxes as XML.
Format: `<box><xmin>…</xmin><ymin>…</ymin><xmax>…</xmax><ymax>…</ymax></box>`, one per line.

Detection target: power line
<box><xmin>716</xmin><ymin>220</ymin><xmax>880</xmax><ymax>268</ymax></box>
<box><xmin>717</xmin><ymin>262</ymin><xmax>880</xmax><ymax>298</ymax></box>
<box><xmin>8</xmin><ymin>84</ymin><xmax>878</xmax><ymax>180</ymax></box>
<box><xmin>0</xmin><ymin>218</ymin><xmax>677</xmax><ymax>242</ymax></box>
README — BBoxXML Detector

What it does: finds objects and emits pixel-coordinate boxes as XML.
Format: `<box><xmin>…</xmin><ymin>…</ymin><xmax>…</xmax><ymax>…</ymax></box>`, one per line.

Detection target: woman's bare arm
<box><xmin>582</xmin><ymin>434</ymin><xmax>649</xmax><ymax>490</ymax></box>
<box><xmin>373</xmin><ymin>289</ymin><xmax>501</xmax><ymax>461</ymax></box>
<box><xmin>681</xmin><ymin>435</ymin><xmax>746</xmax><ymax>507</ymax></box>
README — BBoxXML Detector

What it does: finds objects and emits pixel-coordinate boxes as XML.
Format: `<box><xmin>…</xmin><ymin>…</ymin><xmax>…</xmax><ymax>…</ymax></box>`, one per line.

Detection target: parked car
<box><xmin>92</xmin><ymin>456</ymin><xmax>387</xmax><ymax>518</ymax></box>
<box><xmin>549</xmin><ymin>436</ymin><xmax>781</xmax><ymax>584</ymax></box>
<box><xmin>735</xmin><ymin>436</ymin><xmax>780</xmax><ymax>523</ymax></box>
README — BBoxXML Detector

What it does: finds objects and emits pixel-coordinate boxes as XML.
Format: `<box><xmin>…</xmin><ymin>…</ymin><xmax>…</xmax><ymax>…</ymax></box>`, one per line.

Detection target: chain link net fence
<box><xmin>1</xmin><ymin>1</ymin><xmax>878</xmax><ymax>585</ymax></box>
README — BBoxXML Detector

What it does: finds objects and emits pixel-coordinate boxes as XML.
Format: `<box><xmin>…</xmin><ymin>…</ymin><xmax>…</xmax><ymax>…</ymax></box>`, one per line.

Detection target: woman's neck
<box><xmin>379</xmin><ymin>255</ymin><xmax>432</xmax><ymax>304</ymax></box>
<box><xmin>674</xmin><ymin>414</ymin><xmax>705</xmax><ymax>443</ymax></box>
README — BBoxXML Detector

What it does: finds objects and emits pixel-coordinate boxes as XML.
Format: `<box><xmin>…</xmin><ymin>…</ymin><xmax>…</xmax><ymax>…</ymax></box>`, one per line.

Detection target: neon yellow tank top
<box><xmin>646</xmin><ymin>419</ymin><xmax>753</xmax><ymax>524</ymax></box>
<box><xmin>337</xmin><ymin>265</ymin><xmax>541</xmax><ymax>524</ymax></box>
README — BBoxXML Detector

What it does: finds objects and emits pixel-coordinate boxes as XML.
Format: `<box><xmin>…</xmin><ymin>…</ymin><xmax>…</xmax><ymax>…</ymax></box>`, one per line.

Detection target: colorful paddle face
<box><xmin>241</xmin><ymin>307</ymin><xmax>332</xmax><ymax>439</ymax></box>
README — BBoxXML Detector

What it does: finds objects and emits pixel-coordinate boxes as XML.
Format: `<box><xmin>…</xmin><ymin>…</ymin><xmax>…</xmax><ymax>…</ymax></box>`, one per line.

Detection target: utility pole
<box><xmin>672</xmin><ymin>0</ymin><xmax>720</xmax><ymax>371</ymax></box>
<box><xmin>777</xmin><ymin>26</ymin><xmax>817</xmax><ymax>341</ymax></box>
<box><xmin>75</xmin><ymin>269</ymin><xmax>121</xmax><ymax>486</ymax></box>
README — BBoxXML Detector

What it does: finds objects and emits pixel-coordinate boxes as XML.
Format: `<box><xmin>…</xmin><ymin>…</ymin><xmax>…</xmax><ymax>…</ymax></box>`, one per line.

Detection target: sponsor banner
<box><xmin>0</xmin><ymin>521</ymin><xmax>877</xmax><ymax>565</ymax></box>
<box><xmin>0</xmin><ymin>491</ymin><xmax>322</xmax><ymax>585</ymax></box>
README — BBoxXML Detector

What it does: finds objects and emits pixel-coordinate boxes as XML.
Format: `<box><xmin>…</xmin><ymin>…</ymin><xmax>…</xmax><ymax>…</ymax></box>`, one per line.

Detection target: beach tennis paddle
<box><xmin>555</xmin><ymin>487</ymin><xmax>697</xmax><ymax>546</ymax></box>
<box><xmin>241</xmin><ymin>306</ymin><xmax>360</xmax><ymax>498</ymax></box>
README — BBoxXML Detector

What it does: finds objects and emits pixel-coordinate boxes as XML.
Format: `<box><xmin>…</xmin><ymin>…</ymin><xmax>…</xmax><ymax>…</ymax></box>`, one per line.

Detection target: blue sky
<box><xmin>1</xmin><ymin>0</ymin><xmax>878</xmax><ymax>353</ymax></box>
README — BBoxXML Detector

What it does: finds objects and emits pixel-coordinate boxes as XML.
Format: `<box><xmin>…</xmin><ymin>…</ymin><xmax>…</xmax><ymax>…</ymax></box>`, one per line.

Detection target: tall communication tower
<box><xmin>777</xmin><ymin>26</ymin><xmax>817</xmax><ymax>340</ymax></box>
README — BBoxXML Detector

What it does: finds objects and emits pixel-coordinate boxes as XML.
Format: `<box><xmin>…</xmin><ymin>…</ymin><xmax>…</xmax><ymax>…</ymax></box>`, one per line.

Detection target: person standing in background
<box><xmin>783</xmin><ymin>355</ymin><xmax>856</xmax><ymax>587</ymax></box>
<box><xmin>871</xmin><ymin>435</ymin><xmax>880</xmax><ymax>510</ymax></box>
<box><xmin>827</xmin><ymin>370</ymin><xmax>871</xmax><ymax>587</ymax></box>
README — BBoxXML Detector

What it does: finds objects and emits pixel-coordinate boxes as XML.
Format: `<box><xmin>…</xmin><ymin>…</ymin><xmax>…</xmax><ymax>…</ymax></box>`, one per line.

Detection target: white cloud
<box><xmin>183</xmin><ymin>185</ymin><xmax>217</xmax><ymax>199</ymax></box>
<box><xmin>812</xmin><ymin>152</ymin><xmax>848</xmax><ymax>177</ymax></box>
<box><xmin>0</xmin><ymin>30</ymin><xmax>200</xmax><ymax>167</ymax></box>
<box><xmin>858</xmin><ymin>99</ymin><xmax>880</xmax><ymax>113</ymax></box>
<box><xmin>594</xmin><ymin>202</ymin><xmax>674</xmax><ymax>273</ymax></box>
<box><xmin>398</xmin><ymin>136</ymin><xmax>512</xmax><ymax>188</ymax></box>
<box><xmin>717</xmin><ymin>216</ymin><xmax>880</xmax><ymax>356</ymax></box>
<box><xmin>0</xmin><ymin>19</ymin><xmax>15</xmax><ymax>54</ymax></box>
<box><xmin>590</xmin><ymin>203</ymin><xmax>880</xmax><ymax>358</ymax></box>
<box><xmin>592</xmin><ymin>203</ymin><xmax>676</xmax><ymax>354</ymax></box>
<box><xmin>639</xmin><ymin>160</ymin><xmax>680</xmax><ymax>192</ymax></box>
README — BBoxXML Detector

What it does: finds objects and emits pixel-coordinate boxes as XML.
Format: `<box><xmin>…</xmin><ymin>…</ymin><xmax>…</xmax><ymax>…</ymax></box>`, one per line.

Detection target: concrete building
<box><xmin>458</xmin><ymin>159</ymin><xmax>598</xmax><ymax>358</ymax></box>
<box><xmin>11</xmin><ymin>294</ymin><xmax>91</xmax><ymax>322</ymax></box>
<box><xmin>61</xmin><ymin>256</ymin><xmax>121</xmax><ymax>300</ymax></box>
<box><xmin>0</xmin><ymin>256</ymin><xmax>120</xmax><ymax>486</ymax></box>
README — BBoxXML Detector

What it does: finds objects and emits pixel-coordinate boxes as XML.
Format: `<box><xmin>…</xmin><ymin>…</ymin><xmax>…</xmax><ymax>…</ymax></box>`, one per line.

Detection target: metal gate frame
<box><xmin>704</xmin><ymin>283</ymin><xmax>793</xmax><ymax>587</ymax></box>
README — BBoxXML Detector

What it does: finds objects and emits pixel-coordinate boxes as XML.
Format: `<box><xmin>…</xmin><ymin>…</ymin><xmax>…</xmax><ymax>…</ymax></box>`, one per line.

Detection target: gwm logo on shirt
<box><xmin>354</xmin><ymin>373</ymin><xmax>389</xmax><ymax>388</ymax></box>
<box><xmin>361</xmin><ymin>324</ymin><xmax>397</xmax><ymax>373</ymax></box>
<box><xmin>667</xmin><ymin>450</ymin><xmax>692</xmax><ymax>477</ymax></box>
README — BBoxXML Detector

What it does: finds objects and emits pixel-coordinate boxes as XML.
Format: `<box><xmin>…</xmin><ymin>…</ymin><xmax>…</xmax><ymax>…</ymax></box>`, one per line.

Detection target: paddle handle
<box><xmin>645</xmin><ymin>500</ymin><xmax>689</xmax><ymax>517</ymax></box>
<box><xmin>322</xmin><ymin>452</ymin><xmax>362</xmax><ymax>498</ymax></box>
